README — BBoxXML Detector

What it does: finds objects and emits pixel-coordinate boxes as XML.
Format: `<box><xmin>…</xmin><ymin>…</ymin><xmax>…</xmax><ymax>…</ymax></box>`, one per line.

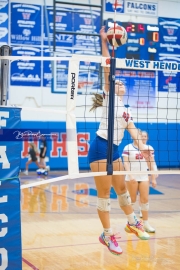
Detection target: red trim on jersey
<box><xmin>123</xmin><ymin>151</ymin><xmax>129</xmax><ymax>155</ymax></box>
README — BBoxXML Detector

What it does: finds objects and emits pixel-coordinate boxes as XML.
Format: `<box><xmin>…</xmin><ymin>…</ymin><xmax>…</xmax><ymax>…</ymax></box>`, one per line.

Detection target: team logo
<box><xmin>23</xmin><ymin>29</ymin><xmax>31</xmax><ymax>37</ymax></box>
<box><xmin>84</xmin><ymin>18</ymin><xmax>92</xmax><ymax>25</ymax></box>
<box><xmin>167</xmin><ymin>28</ymin><xmax>174</xmax><ymax>35</ymax></box>
<box><xmin>112</xmin><ymin>0</ymin><xmax>123</xmax><ymax>10</ymax></box>
<box><xmin>165</xmin><ymin>76</ymin><xmax>172</xmax><ymax>84</ymax></box>
<box><xmin>56</xmin><ymin>15</ymin><xmax>62</xmax><ymax>23</ymax></box>
<box><xmin>22</xmin><ymin>13</ymin><xmax>31</xmax><ymax>20</ymax></box>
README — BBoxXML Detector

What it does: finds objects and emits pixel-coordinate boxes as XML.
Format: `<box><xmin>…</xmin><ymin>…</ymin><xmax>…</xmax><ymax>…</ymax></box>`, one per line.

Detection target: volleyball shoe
<box><xmin>99</xmin><ymin>232</ymin><xmax>122</xmax><ymax>255</ymax></box>
<box><xmin>144</xmin><ymin>222</ymin><xmax>155</xmax><ymax>233</ymax></box>
<box><xmin>125</xmin><ymin>220</ymin><xmax>150</xmax><ymax>240</ymax></box>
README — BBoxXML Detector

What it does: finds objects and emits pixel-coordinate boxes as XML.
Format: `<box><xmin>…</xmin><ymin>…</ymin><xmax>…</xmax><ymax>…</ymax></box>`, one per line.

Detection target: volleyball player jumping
<box><xmin>88</xmin><ymin>26</ymin><xmax>154</xmax><ymax>256</ymax></box>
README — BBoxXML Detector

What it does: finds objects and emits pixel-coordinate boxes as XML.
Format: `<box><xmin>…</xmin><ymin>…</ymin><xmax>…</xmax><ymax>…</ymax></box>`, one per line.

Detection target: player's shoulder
<box><xmin>147</xmin><ymin>144</ymin><xmax>154</xmax><ymax>151</ymax></box>
<box><xmin>122</xmin><ymin>144</ymin><xmax>131</xmax><ymax>156</ymax></box>
<box><xmin>123</xmin><ymin>143</ymin><xmax>132</xmax><ymax>149</ymax></box>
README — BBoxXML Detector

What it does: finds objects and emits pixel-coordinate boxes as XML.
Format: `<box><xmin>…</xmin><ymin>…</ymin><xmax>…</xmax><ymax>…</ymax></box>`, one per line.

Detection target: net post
<box><xmin>66</xmin><ymin>57</ymin><xmax>80</xmax><ymax>176</ymax></box>
<box><xmin>106</xmin><ymin>57</ymin><xmax>116</xmax><ymax>175</ymax></box>
<box><xmin>0</xmin><ymin>45</ymin><xmax>11</xmax><ymax>105</ymax></box>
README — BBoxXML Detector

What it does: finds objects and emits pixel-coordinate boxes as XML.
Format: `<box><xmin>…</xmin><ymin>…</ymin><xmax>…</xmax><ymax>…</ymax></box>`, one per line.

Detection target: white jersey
<box><xmin>122</xmin><ymin>143</ymin><xmax>154</xmax><ymax>181</ymax></box>
<box><xmin>96</xmin><ymin>90</ymin><xmax>133</xmax><ymax>145</ymax></box>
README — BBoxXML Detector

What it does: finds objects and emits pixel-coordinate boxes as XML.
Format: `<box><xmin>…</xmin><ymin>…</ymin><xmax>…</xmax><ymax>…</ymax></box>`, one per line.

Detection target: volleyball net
<box><xmin>1</xmin><ymin>54</ymin><xmax>180</xmax><ymax>189</ymax></box>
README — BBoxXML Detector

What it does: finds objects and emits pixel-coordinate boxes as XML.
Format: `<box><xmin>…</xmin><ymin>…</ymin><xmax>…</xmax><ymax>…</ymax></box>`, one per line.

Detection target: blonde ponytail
<box><xmin>90</xmin><ymin>93</ymin><xmax>103</xmax><ymax>112</ymax></box>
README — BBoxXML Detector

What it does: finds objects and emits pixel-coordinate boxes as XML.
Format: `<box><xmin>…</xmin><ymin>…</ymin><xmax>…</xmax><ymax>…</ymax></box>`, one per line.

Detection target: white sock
<box><xmin>104</xmin><ymin>228</ymin><xmax>113</xmax><ymax>236</ymax></box>
<box><xmin>131</xmin><ymin>203</ymin><xmax>135</xmax><ymax>210</ymax></box>
<box><xmin>127</xmin><ymin>212</ymin><xmax>138</xmax><ymax>225</ymax></box>
<box><xmin>143</xmin><ymin>220</ymin><xmax>149</xmax><ymax>226</ymax></box>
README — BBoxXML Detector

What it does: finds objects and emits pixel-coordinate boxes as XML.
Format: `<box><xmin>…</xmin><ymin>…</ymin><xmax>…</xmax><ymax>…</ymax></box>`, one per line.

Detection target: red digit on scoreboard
<box><xmin>126</xmin><ymin>25</ymin><xmax>132</xmax><ymax>32</ymax></box>
<box><xmin>138</xmin><ymin>24</ymin><xmax>144</xmax><ymax>32</ymax></box>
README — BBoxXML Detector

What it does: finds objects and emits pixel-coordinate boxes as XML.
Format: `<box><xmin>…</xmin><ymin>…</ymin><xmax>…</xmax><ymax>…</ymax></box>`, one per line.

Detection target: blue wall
<box><xmin>20</xmin><ymin>121</ymin><xmax>180</xmax><ymax>170</ymax></box>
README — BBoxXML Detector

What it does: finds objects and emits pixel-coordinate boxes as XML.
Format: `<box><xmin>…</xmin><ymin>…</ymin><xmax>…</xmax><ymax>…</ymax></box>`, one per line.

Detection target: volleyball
<box><xmin>107</xmin><ymin>25</ymin><xmax>127</xmax><ymax>47</ymax></box>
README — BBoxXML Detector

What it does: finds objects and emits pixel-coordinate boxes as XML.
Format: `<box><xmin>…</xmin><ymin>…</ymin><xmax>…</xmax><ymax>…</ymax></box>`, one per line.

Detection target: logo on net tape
<box><xmin>70</xmin><ymin>73</ymin><xmax>76</xmax><ymax>100</ymax></box>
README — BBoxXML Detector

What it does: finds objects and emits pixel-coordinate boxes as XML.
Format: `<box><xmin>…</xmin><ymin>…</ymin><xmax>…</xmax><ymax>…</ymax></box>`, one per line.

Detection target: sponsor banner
<box><xmin>158</xmin><ymin>17</ymin><xmax>180</xmax><ymax>55</ymax></box>
<box><xmin>74</xmin><ymin>50</ymin><xmax>101</xmax><ymax>94</ymax></box>
<box><xmin>125</xmin><ymin>0</ymin><xmax>158</xmax><ymax>16</ymax></box>
<box><xmin>19</xmin><ymin>121</ymin><xmax>180</xmax><ymax>170</ymax></box>
<box><xmin>0</xmin><ymin>178</ymin><xmax>22</xmax><ymax>270</ymax></box>
<box><xmin>0</xmin><ymin>0</ymin><xmax>8</xmax><ymax>45</ymax></box>
<box><xmin>43</xmin><ymin>48</ymin><xmax>54</xmax><ymax>88</ymax></box>
<box><xmin>116</xmin><ymin>69</ymin><xmax>156</xmax><ymax>113</ymax></box>
<box><xmin>102</xmin><ymin>58</ymin><xmax>180</xmax><ymax>72</ymax></box>
<box><xmin>105</xmin><ymin>0</ymin><xmax>124</xmax><ymax>13</ymax></box>
<box><xmin>11</xmin><ymin>3</ymin><xmax>41</xmax><ymax>45</ymax></box>
<box><xmin>10</xmin><ymin>46</ymin><xmax>41</xmax><ymax>86</ymax></box>
<box><xmin>0</xmin><ymin>108</ymin><xmax>21</xmax><ymax>179</ymax></box>
<box><xmin>44</xmin><ymin>6</ymin><xmax>73</xmax><ymax>47</ymax></box>
<box><xmin>44</xmin><ymin>6</ymin><xmax>101</xmax><ymax>51</ymax></box>
<box><xmin>158</xmin><ymin>55</ymin><xmax>180</xmax><ymax>92</ymax></box>
<box><xmin>73</xmin><ymin>8</ymin><xmax>101</xmax><ymax>51</ymax></box>
<box><xmin>43</xmin><ymin>48</ymin><xmax>72</xmax><ymax>92</ymax></box>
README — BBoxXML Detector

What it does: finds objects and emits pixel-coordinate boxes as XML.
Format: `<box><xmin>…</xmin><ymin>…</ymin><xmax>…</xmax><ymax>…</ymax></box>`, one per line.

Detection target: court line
<box><xmin>22</xmin><ymin>257</ymin><xmax>39</xmax><ymax>270</ymax></box>
<box><xmin>22</xmin><ymin>235</ymin><xmax>180</xmax><ymax>251</ymax></box>
<box><xmin>21</xmin><ymin>211</ymin><xmax>180</xmax><ymax>215</ymax></box>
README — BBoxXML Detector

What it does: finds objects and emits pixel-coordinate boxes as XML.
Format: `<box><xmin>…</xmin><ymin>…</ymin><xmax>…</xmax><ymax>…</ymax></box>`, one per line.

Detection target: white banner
<box><xmin>125</xmin><ymin>0</ymin><xmax>158</xmax><ymax>16</ymax></box>
<box><xmin>101</xmin><ymin>57</ymin><xmax>180</xmax><ymax>72</ymax></box>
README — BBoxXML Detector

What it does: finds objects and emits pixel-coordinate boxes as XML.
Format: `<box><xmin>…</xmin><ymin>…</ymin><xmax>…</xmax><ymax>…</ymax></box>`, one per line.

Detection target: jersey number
<box><xmin>136</xmin><ymin>153</ymin><xmax>143</xmax><ymax>159</ymax></box>
<box><xmin>123</xmin><ymin>112</ymin><xmax>130</xmax><ymax>122</ymax></box>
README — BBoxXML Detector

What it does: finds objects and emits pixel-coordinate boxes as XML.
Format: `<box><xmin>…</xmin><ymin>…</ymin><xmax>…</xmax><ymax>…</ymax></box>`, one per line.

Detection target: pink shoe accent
<box><xmin>99</xmin><ymin>233</ymin><xmax>122</xmax><ymax>255</ymax></box>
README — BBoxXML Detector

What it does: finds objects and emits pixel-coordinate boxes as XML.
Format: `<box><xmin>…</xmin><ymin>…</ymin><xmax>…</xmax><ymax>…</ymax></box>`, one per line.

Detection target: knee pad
<box><xmin>118</xmin><ymin>191</ymin><xmax>131</xmax><ymax>207</ymax></box>
<box><xmin>97</xmin><ymin>198</ymin><xmax>111</xmax><ymax>212</ymax></box>
<box><xmin>140</xmin><ymin>202</ymin><xmax>149</xmax><ymax>211</ymax></box>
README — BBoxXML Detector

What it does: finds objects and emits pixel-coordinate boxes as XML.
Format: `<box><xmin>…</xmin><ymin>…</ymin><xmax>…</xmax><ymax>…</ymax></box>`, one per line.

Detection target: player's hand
<box><xmin>100</xmin><ymin>26</ymin><xmax>107</xmax><ymax>42</ymax></box>
<box><xmin>152</xmin><ymin>179</ymin><xmax>157</xmax><ymax>188</ymax></box>
<box><xmin>141</xmin><ymin>150</ymin><xmax>152</xmax><ymax>159</ymax></box>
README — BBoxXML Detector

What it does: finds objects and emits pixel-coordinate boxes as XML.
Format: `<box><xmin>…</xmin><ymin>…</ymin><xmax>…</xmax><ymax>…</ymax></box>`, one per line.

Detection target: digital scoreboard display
<box><xmin>105</xmin><ymin>20</ymin><xmax>159</xmax><ymax>61</ymax></box>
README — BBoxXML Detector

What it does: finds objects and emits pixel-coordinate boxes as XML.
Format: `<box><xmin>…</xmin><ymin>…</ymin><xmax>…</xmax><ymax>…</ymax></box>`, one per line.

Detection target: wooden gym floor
<box><xmin>20</xmin><ymin>172</ymin><xmax>180</xmax><ymax>270</ymax></box>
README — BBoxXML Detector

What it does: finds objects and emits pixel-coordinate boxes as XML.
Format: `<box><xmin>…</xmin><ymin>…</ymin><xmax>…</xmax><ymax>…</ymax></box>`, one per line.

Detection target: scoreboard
<box><xmin>105</xmin><ymin>19</ymin><xmax>159</xmax><ymax>61</ymax></box>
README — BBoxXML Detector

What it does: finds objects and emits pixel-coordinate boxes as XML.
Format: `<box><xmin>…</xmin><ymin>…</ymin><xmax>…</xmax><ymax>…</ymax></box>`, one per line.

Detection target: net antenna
<box><xmin>106</xmin><ymin>0</ymin><xmax>118</xmax><ymax>175</ymax></box>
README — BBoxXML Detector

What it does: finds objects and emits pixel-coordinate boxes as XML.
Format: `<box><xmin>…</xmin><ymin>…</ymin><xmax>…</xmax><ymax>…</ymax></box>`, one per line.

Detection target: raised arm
<box><xmin>100</xmin><ymin>26</ymin><xmax>110</xmax><ymax>92</ymax></box>
<box><xmin>126</xmin><ymin>122</ymin><xmax>146</xmax><ymax>151</ymax></box>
